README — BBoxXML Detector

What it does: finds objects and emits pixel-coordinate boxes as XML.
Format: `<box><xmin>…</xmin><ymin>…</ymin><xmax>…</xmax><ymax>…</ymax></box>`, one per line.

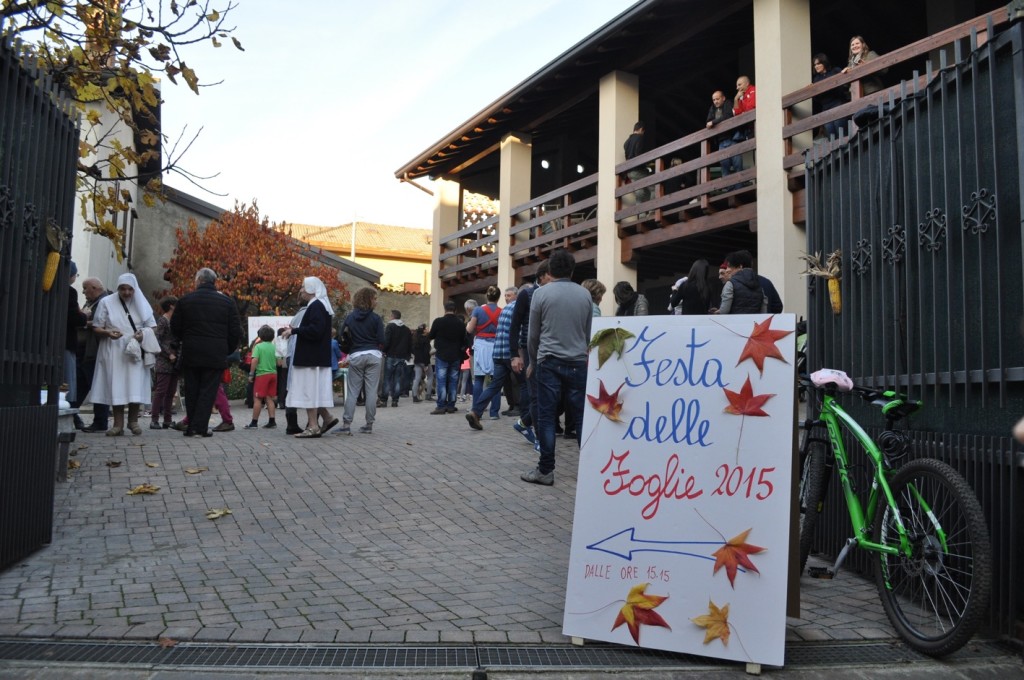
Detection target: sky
<box><xmin>159</xmin><ymin>0</ymin><xmax>639</xmax><ymax>230</ymax></box>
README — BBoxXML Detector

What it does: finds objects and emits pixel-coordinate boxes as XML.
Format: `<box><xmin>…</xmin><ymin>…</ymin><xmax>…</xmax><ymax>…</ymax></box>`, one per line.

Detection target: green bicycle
<box><xmin>797</xmin><ymin>369</ymin><xmax>992</xmax><ymax>657</ymax></box>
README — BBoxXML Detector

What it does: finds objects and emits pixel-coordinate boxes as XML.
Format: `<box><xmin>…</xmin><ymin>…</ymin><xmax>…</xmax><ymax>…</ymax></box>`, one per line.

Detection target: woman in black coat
<box><xmin>282</xmin><ymin>276</ymin><xmax>338</xmax><ymax>438</ymax></box>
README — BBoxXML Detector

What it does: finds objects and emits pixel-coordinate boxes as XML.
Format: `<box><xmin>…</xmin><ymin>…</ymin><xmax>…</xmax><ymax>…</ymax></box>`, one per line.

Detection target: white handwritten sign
<box><xmin>247</xmin><ymin>316</ymin><xmax>292</xmax><ymax>345</ymax></box>
<box><xmin>563</xmin><ymin>314</ymin><xmax>796</xmax><ymax>667</ymax></box>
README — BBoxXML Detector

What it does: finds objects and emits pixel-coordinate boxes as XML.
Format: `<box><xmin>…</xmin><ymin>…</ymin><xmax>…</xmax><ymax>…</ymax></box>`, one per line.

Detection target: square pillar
<box><xmin>431</xmin><ymin>178</ymin><xmax>461</xmax><ymax>320</ymax></box>
<box><xmin>753</xmin><ymin>0</ymin><xmax>810</xmax><ymax>318</ymax></box>
<box><xmin>499</xmin><ymin>132</ymin><xmax>532</xmax><ymax>289</ymax></box>
<box><xmin>596</xmin><ymin>70</ymin><xmax>639</xmax><ymax>315</ymax></box>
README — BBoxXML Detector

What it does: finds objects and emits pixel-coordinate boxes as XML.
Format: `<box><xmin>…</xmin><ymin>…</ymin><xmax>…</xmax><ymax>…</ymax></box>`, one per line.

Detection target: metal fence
<box><xmin>0</xmin><ymin>36</ymin><xmax>80</xmax><ymax>569</ymax></box>
<box><xmin>804</xmin><ymin>21</ymin><xmax>1023</xmax><ymax>636</ymax></box>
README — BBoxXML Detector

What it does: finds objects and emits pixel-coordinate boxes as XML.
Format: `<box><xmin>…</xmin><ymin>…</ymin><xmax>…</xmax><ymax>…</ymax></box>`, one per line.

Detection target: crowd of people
<box><xmin>65</xmin><ymin>242</ymin><xmax>781</xmax><ymax>486</ymax></box>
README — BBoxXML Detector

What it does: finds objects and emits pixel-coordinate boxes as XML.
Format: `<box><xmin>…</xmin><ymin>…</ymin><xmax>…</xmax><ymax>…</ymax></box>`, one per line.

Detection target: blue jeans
<box><xmin>534</xmin><ymin>357</ymin><xmax>587</xmax><ymax>475</ymax></box>
<box><xmin>434</xmin><ymin>357</ymin><xmax>461</xmax><ymax>409</ymax></box>
<box><xmin>472</xmin><ymin>359</ymin><xmax>510</xmax><ymax>418</ymax></box>
<box><xmin>383</xmin><ymin>357</ymin><xmax>406</xmax><ymax>400</ymax></box>
<box><xmin>718</xmin><ymin>138</ymin><xmax>741</xmax><ymax>176</ymax></box>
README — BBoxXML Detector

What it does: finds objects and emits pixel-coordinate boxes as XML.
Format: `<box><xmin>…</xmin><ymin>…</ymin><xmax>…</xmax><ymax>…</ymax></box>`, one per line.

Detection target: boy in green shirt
<box><xmin>246</xmin><ymin>326</ymin><xmax>278</xmax><ymax>428</ymax></box>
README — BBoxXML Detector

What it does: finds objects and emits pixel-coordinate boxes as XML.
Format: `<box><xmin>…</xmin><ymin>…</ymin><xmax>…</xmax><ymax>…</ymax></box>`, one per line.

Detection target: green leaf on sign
<box><xmin>588</xmin><ymin>328</ymin><xmax>635</xmax><ymax>369</ymax></box>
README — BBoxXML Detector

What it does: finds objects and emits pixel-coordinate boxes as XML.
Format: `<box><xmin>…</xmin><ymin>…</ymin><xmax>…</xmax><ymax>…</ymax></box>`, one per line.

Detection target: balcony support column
<box><xmin>499</xmin><ymin>132</ymin><xmax>532</xmax><ymax>291</ymax></box>
<box><xmin>431</xmin><ymin>178</ymin><xmax>462</xmax><ymax>319</ymax></box>
<box><xmin>753</xmin><ymin>0</ymin><xmax>810</xmax><ymax>317</ymax></box>
<box><xmin>596</xmin><ymin>70</ymin><xmax>639</xmax><ymax>315</ymax></box>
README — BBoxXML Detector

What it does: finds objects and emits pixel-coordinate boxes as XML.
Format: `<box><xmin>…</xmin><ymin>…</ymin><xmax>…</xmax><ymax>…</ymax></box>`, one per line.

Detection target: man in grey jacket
<box><xmin>522</xmin><ymin>249</ymin><xmax>593</xmax><ymax>486</ymax></box>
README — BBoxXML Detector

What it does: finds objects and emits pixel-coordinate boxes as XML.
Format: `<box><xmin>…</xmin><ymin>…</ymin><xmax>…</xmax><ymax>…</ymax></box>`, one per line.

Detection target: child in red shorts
<box><xmin>245</xmin><ymin>326</ymin><xmax>278</xmax><ymax>428</ymax></box>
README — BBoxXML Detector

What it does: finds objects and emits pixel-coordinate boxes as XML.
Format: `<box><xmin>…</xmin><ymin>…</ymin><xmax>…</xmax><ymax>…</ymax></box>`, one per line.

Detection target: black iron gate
<box><xmin>804</xmin><ymin>20</ymin><xmax>1024</xmax><ymax>637</ymax></box>
<box><xmin>0</xmin><ymin>37</ymin><xmax>80</xmax><ymax>569</ymax></box>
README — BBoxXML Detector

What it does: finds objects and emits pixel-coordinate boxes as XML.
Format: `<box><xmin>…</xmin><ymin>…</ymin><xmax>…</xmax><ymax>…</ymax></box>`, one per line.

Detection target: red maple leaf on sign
<box><xmin>723</xmin><ymin>376</ymin><xmax>774</xmax><ymax>416</ymax></box>
<box><xmin>737</xmin><ymin>316</ymin><xmax>793</xmax><ymax>375</ymax></box>
<box><xmin>587</xmin><ymin>381</ymin><xmax>625</xmax><ymax>422</ymax></box>
<box><xmin>712</xmin><ymin>528</ymin><xmax>766</xmax><ymax>587</ymax></box>
<box><xmin>722</xmin><ymin>376</ymin><xmax>774</xmax><ymax>462</ymax></box>
<box><xmin>612</xmin><ymin>583</ymin><xmax>671</xmax><ymax>645</ymax></box>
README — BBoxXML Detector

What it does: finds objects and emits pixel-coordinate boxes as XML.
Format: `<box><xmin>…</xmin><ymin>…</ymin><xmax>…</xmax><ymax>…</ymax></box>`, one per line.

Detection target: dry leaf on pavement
<box><xmin>67</xmin><ymin>460</ymin><xmax>80</xmax><ymax>470</ymax></box>
<box><xmin>206</xmin><ymin>508</ymin><xmax>232</xmax><ymax>520</ymax></box>
<box><xmin>184</xmin><ymin>467</ymin><xmax>208</xmax><ymax>474</ymax></box>
<box><xmin>127</xmin><ymin>483</ymin><xmax>160</xmax><ymax>495</ymax></box>
<box><xmin>106</xmin><ymin>460</ymin><xmax>122</xmax><ymax>468</ymax></box>
<box><xmin>145</xmin><ymin>462</ymin><xmax>160</xmax><ymax>468</ymax></box>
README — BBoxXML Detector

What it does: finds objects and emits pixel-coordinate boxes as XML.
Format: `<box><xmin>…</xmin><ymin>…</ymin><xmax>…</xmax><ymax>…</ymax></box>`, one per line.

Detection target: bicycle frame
<box><xmin>816</xmin><ymin>393</ymin><xmax>921</xmax><ymax>558</ymax></box>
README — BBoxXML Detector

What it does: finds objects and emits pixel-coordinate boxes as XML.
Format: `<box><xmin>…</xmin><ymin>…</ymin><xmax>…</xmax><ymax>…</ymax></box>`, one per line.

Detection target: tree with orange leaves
<box><xmin>160</xmin><ymin>202</ymin><xmax>349</xmax><ymax>320</ymax></box>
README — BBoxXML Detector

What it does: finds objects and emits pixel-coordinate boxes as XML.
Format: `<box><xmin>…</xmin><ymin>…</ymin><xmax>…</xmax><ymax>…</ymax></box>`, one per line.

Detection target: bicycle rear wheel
<box><xmin>872</xmin><ymin>458</ymin><xmax>992</xmax><ymax>657</ymax></box>
<box><xmin>797</xmin><ymin>439</ymin><xmax>829</xmax><ymax>574</ymax></box>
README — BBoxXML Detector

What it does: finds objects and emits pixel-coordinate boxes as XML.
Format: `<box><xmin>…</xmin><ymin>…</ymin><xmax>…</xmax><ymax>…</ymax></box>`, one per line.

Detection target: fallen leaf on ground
<box><xmin>712</xmin><ymin>528</ymin><xmax>766</xmax><ymax>587</ymax></box>
<box><xmin>157</xmin><ymin>636</ymin><xmax>178</xmax><ymax>648</ymax></box>
<box><xmin>127</xmin><ymin>483</ymin><xmax>160</xmax><ymax>495</ymax></box>
<box><xmin>145</xmin><ymin>462</ymin><xmax>159</xmax><ymax>468</ymax></box>
<box><xmin>206</xmin><ymin>508</ymin><xmax>232</xmax><ymax>520</ymax></box>
<box><xmin>611</xmin><ymin>582</ymin><xmax>671</xmax><ymax>645</ymax></box>
<box><xmin>692</xmin><ymin>599</ymin><xmax>730</xmax><ymax>645</ymax></box>
<box><xmin>106</xmin><ymin>460</ymin><xmax>122</xmax><ymax>468</ymax></box>
<box><xmin>67</xmin><ymin>460</ymin><xmax>80</xmax><ymax>470</ymax></box>
<box><xmin>184</xmin><ymin>467</ymin><xmax>208</xmax><ymax>474</ymax></box>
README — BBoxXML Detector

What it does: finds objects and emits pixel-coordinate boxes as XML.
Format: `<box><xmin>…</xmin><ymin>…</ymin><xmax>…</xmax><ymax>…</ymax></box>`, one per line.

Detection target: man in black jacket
<box><xmin>171</xmin><ymin>268</ymin><xmax>241</xmax><ymax>437</ymax></box>
<box><xmin>382</xmin><ymin>309</ymin><xmax>413</xmax><ymax>407</ymax></box>
<box><xmin>428</xmin><ymin>301</ymin><xmax>468</xmax><ymax>414</ymax></box>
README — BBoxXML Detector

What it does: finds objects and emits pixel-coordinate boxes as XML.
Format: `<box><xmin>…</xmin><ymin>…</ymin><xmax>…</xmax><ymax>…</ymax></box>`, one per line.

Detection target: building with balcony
<box><xmin>397</xmin><ymin>0</ymin><xmax>1008</xmax><ymax>317</ymax></box>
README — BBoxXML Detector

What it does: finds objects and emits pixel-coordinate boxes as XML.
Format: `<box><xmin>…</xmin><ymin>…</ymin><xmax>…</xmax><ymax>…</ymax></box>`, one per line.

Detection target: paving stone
<box><xmin>0</xmin><ymin>401</ymin><xmax>899</xmax><ymax>652</ymax></box>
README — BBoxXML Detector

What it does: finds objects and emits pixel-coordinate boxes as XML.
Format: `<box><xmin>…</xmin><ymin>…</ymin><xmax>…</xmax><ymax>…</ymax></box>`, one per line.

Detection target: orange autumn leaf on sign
<box><xmin>737</xmin><ymin>316</ymin><xmax>793</xmax><ymax>374</ymax></box>
<box><xmin>691</xmin><ymin>599</ymin><xmax>731</xmax><ymax>646</ymax></box>
<box><xmin>612</xmin><ymin>582</ymin><xmax>671</xmax><ymax>645</ymax></box>
<box><xmin>712</xmin><ymin>528</ymin><xmax>766</xmax><ymax>587</ymax></box>
<box><xmin>723</xmin><ymin>376</ymin><xmax>774</xmax><ymax>417</ymax></box>
<box><xmin>587</xmin><ymin>381</ymin><xmax>625</xmax><ymax>422</ymax></box>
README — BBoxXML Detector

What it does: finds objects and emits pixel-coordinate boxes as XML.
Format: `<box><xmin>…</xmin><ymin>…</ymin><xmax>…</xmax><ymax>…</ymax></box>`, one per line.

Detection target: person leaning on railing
<box><xmin>842</xmin><ymin>35</ymin><xmax>886</xmax><ymax>96</ymax></box>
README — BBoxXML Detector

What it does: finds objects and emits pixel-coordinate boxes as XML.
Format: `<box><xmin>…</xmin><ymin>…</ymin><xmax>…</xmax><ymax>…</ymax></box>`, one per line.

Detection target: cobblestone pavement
<box><xmin>0</xmin><ymin>398</ymin><xmax>966</xmax><ymax>648</ymax></box>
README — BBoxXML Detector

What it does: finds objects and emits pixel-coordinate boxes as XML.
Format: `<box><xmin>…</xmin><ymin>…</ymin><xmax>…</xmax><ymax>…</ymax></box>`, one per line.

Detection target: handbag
<box><xmin>124</xmin><ymin>336</ymin><xmax>143</xmax><ymax>362</ymax></box>
<box><xmin>120</xmin><ymin>296</ymin><xmax>145</xmax><ymax>360</ymax></box>
<box><xmin>339</xmin><ymin>323</ymin><xmax>354</xmax><ymax>354</ymax></box>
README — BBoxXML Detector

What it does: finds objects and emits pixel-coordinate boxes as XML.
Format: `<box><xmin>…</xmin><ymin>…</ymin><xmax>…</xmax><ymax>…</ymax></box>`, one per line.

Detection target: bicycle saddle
<box><xmin>810</xmin><ymin>368</ymin><xmax>854</xmax><ymax>392</ymax></box>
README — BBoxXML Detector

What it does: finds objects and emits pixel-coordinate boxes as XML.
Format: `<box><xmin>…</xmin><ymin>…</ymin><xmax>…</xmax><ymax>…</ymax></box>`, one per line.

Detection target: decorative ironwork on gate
<box><xmin>803</xmin><ymin>20</ymin><xmax>1023</xmax><ymax>637</ymax></box>
<box><xmin>0</xmin><ymin>35</ymin><xmax>80</xmax><ymax>569</ymax></box>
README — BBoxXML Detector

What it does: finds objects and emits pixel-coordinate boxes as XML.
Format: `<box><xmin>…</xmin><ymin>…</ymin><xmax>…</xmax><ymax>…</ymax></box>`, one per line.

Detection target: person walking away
<box><xmin>65</xmin><ymin>262</ymin><xmax>87</xmax><ymax>428</ymax></box>
<box><xmin>74</xmin><ymin>276</ymin><xmax>112</xmax><ymax>432</ymax></box>
<box><xmin>90</xmin><ymin>273</ymin><xmax>158</xmax><ymax>436</ymax></box>
<box><xmin>149</xmin><ymin>296</ymin><xmax>178</xmax><ymax>429</ymax></box>
<box><xmin>522</xmin><ymin>249</ymin><xmax>593</xmax><ymax>486</ymax></box>
<box><xmin>245</xmin><ymin>325</ymin><xmax>278</xmax><ymax>429</ymax></box>
<box><xmin>509</xmin><ymin>262</ymin><xmax>550</xmax><ymax>446</ymax></box>
<box><xmin>382</xmin><ymin>309</ymin><xmax>413</xmax><ymax>407</ymax></box>
<box><xmin>337</xmin><ymin>287</ymin><xmax>385</xmax><ymax>434</ymax></box>
<box><xmin>464</xmin><ymin>287</ymin><xmax>517</xmax><ymax>430</ymax></box>
<box><xmin>282</xmin><ymin>276</ymin><xmax>339</xmax><ymax>438</ymax></box>
<box><xmin>411</xmin><ymin>324</ymin><xmax>433</xmax><ymax>403</ymax></box>
<box><xmin>670</xmin><ymin>259</ymin><xmax>721</xmax><ymax>315</ymax></box>
<box><xmin>171</xmin><ymin>268</ymin><xmax>241</xmax><ymax>437</ymax></box>
<box><xmin>428</xmin><ymin>300</ymin><xmax>468</xmax><ymax>415</ymax></box>
<box><xmin>466</xmin><ymin>286</ymin><xmax>502</xmax><ymax>416</ymax></box>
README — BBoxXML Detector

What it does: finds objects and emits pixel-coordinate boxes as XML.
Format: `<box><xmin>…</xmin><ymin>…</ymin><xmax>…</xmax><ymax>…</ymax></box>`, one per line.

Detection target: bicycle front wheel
<box><xmin>872</xmin><ymin>458</ymin><xmax>992</xmax><ymax>657</ymax></box>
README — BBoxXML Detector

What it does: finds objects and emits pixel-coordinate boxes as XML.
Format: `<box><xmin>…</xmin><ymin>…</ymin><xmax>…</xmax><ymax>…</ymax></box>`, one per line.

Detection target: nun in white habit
<box><xmin>90</xmin><ymin>273</ymin><xmax>158</xmax><ymax>435</ymax></box>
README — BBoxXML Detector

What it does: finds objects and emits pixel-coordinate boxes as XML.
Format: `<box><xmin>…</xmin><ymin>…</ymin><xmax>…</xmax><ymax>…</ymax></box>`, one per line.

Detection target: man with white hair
<box><xmin>171</xmin><ymin>268</ymin><xmax>241</xmax><ymax>437</ymax></box>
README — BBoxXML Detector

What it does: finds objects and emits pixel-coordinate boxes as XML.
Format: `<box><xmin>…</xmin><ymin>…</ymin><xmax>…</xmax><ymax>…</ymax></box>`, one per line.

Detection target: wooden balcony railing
<box><xmin>782</xmin><ymin>7</ymin><xmax>1010</xmax><ymax>186</ymax></box>
<box><xmin>509</xmin><ymin>173</ymin><xmax>599</xmax><ymax>264</ymax></box>
<box><xmin>437</xmin><ymin>6</ymin><xmax>1011</xmax><ymax>288</ymax></box>
<box><xmin>438</xmin><ymin>213</ymin><xmax>499</xmax><ymax>281</ymax></box>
